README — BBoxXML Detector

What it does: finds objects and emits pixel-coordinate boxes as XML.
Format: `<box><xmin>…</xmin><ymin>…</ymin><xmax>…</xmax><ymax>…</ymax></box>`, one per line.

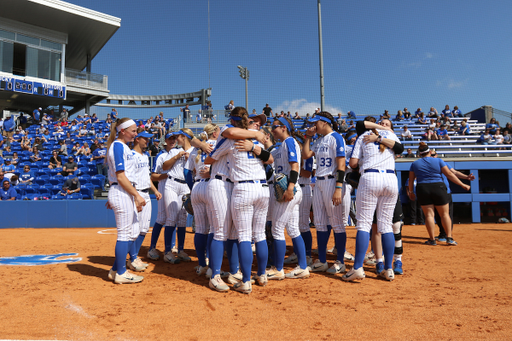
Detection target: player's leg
<box><xmin>252</xmin><ymin>185</ymin><xmax>270</xmax><ymax>285</ymax></box>
<box><xmin>375</xmin><ymin>176</ymin><xmax>398</xmax><ymax>280</ymax></box>
<box><xmin>392</xmin><ymin>197</ymin><xmax>404</xmax><ymax>275</ymax></box>
<box><xmin>310</xmin><ymin>180</ymin><xmax>329</xmax><ymax>272</ymax></box>
<box><xmin>298</xmin><ymin>184</ymin><xmax>313</xmax><ymax>265</ymax></box>
<box><xmin>323</xmin><ymin>179</ymin><xmax>348</xmax><ymax>274</ymax></box>
<box><xmin>148</xmin><ymin>181</ymin><xmax>166</xmax><ymax>260</ymax></box>
<box><xmin>231</xmin><ymin>184</ymin><xmax>254</xmax><ymax>286</ymax></box>
<box><xmin>191</xmin><ymin>183</ymin><xmax>208</xmax><ymax>272</ymax></box>
<box><xmin>163</xmin><ymin>182</ymin><xmax>181</xmax><ymax>264</ymax></box>
<box><xmin>285</xmin><ymin>197</ymin><xmax>309</xmax><ymax>278</ymax></box>
<box><xmin>128</xmin><ymin>192</ymin><xmax>151</xmax><ymax>271</ymax></box>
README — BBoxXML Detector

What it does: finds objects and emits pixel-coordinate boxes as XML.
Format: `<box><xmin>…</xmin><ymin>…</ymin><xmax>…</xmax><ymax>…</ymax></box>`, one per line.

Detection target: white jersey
<box><xmin>312</xmin><ymin>132</ymin><xmax>346</xmax><ymax>177</ymax></box>
<box><xmin>351</xmin><ymin>129</ymin><xmax>399</xmax><ymax>172</ymax></box>
<box><xmin>165</xmin><ymin>146</ymin><xmax>194</xmax><ymax>180</ymax></box>
<box><xmin>153</xmin><ymin>150</ymin><xmax>171</xmax><ymax>175</ymax></box>
<box><xmin>273</xmin><ymin>136</ymin><xmax>301</xmax><ymax>176</ymax></box>
<box><xmin>209</xmin><ymin>125</ymin><xmax>232</xmax><ymax>179</ymax></box>
<box><xmin>107</xmin><ymin>140</ymin><xmax>137</xmax><ymax>185</ymax></box>
<box><xmin>185</xmin><ymin>139</ymin><xmax>217</xmax><ymax>181</ymax></box>
<box><xmin>133</xmin><ymin>151</ymin><xmax>151</xmax><ymax>190</ymax></box>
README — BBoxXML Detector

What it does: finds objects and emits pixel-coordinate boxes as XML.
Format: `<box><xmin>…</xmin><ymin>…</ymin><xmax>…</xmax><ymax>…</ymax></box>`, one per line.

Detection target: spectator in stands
<box><xmin>440</xmin><ymin>115</ymin><xmax>452</xmax><ymax>126</ymax></box>
<box><xmin>338</xmin><ymin>119</ymin><xmax>348</xmax><ymax>133</ymax></box>
<box><xmin>449</xmin><ymin>120</ymin><xmax>459</xmax><ymax>132</ymax></box>
<box><xmin>405</xmin><ymin>148</ymin><xmax>415</xmax><ymax>158</ymax></box>
<box><xmin>60</xmin><ymin>176</ymin><xmax>81</xmax><ymax>196</ymax></box>
<box><xmin>148</xmin><ymin>139</ymin><xmax>161</xmax><ymax>157</ymax></box>
<box><xmin>381</xmin><ymin>110</ymin><xmax>391</xmax><ymax>120</ymax></box>
<box><xmin>428</xmin><ymin>107</ymin><xmax>439</xmax><ymax>118</ymax></box>
<box><xmin>502</xmin><ymin>122</ymin><xmax>512</xmax><ymax>135</ymax></box>
<box><xmin>92</xmin><ymin>142</ymin><xmax>107</xmax><ymax>177</ymax></box>
<box><xmin>58</xmin><ymin>140</ymin><xmax>68</xmax><ymax>156</ymax></box>
<box><xmin>458</xmin><ymin>121</ymin><xmax>470</xmax><ymax>135</ymax></box>
<box><xmin>262</xmin><ymin>103</ymin><xmax>273</xmax><ymax>117</ymax></box>
<box><xmin>503</xmin><ymin>130</ymin><xmax>511</xmax><ymax>145</ymax></box>
<box><xmin>60</xmin><ymin>156</ymin><xmax>78</xmax><ymax>176</ymax></box>
<box><xmin>30</xmin><ymin>149</ymin><xmax>42</xmax><ymax>163</ymax></box>
<box><xmin>82</xmin><ymin>142</ymin><xmax>92</xmax><ymax>157</ymax></box>
<box><xmin>452</xmin><ymin>106</ymin><xmax>463</xmax><ymax>117</ymax></box>
<box><xmin>347</xmin><ymin>111</ymin><xmax>357</xmax><ymax>119</ymax></box>
<box><xmin>111</xmin><ymin>108</ymin><xmax>118</xmax><ymax>120</ymax></box>
<box><xmin>20</xmin><ymin>135</ymin><xmax>32</xmax><ymax>151</ymax></box>
<box><xmin>61</xmin><ymin>108</ymin><xmax>69</xmax><ymax>122</ymax></box>
<box><xmin>495</xmin><ymin>128</ymin><xmax>504</xmax><ymax>149</ymax></box>
<box><xmin>1</xmin><ymin>179</ymin><xmax>17</xmax><ymax>201</ymax></box>
<box><xmin>2</xmin><ymin>115</ymin><xmax>15</xmax><ymax>140</ymax></box>
<box><xmin>478</xmin><ymin>129</ymin><xmax>496</xmax><ymax>145</ymax></box>
<box><xmin>294</xmin><ymin>112</ymin><xmax>301</xmax><ymax>119</ymax></box>
<box><xmin>11</xmin><ymin>152</ymin><xmax>19</xmax><ymax>167</ymax></box>
<box><xmin>486</xmin><ymin>117</ymin><xmax>499</xmax><ymax>134</ymax></box>
<box><xmin>71</xmin><ymin>142</ymin><xmax>81</xmax><ymax>156</ymax></box>
<box><xmin>19</xmin><ymin>165</ymin><xmax>35</xmax><ymax>184</ymax></box>
<box><xmin>441</xmin><ymin>105</ymin><xmax>452</xmax><ymax>118</ymax></box>
<box><xmin>417</xmin><ymin>112</ymin><xmax>427</xmax><ymax>124</ymax></box>
<box><xmin>401</xmin><ymin>126</ymin><xmax>412</xmax><ymax>141</ymax></box>
<box><xmin>336</xmin><ymin>113</ymin><xmax>344</xmax><ymax>125</ymax></box>
<box><xmin>414</xmin><ymin>108</ymin><xmax>422</xmax><ymax>119</ymax></box>
<box><xmin>437</xmin><ymin>125</ymin><xmax>450</xmax><ymax>140</ymax></box>
<box><xmin>49</xmin><ymin>150</ymin><xmax>62</xmax><ymax>169</ymax></box>
<box><xmin>41</xmin><ymin>129</ymin><xmax>51</xmax><ymax>143</ymax></box>
<box><xmin>32</xmin><ymin>107</ymin><xmax>42</xmax><ymax>125</ymax></box>
<box><xmin>2</xmin><ymin>158</ymin><xmax>15</xmax><ymax>175</ymax></box>
<box><xmin>90</xmin><ymin>113</ymin><xmax>98</xmax><ymax>123</ymax></box>
<box><xmin>403</xmin><ymin>108</ymin><xmax>412</xmax><ymax>120</ymax></box>
<box><xmin>424</xmin><ymin>126</ymin><xmax>437</xmax><ymax>141</ymax></box>
<box><xmin>347</xmin><ymin>120</ymin><xmax>356</xmax><ymax>132</ymax></box>
<box><xmin>33</xmin><ymin>137</ymin><xmax>44</xmax><ymax>151</ymax></box>
<box><xmin>305</xmin><ymin>113</ymin><xmax>311</xmax><ymax>120</ymax></box>
<box><xmin>395</xmin><ymin>110</ymin><xmax>404</xmax><ymax>121</ymax></box>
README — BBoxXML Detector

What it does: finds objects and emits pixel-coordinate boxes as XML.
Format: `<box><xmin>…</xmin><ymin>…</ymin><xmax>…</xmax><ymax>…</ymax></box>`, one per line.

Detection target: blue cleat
<box><xmin>393</xmin><ymin>260</ymin><xmax>403</xmax><ymax>275</ymax></box>
<box><xmin>376</xmin><ymin>261</ymin><xmax>384</xmax><ymax>275</ymax></box>
<box><xmin>435</xmin><ymin>235</ymin><xmax>447</xmax><ymax>242</ymax></box>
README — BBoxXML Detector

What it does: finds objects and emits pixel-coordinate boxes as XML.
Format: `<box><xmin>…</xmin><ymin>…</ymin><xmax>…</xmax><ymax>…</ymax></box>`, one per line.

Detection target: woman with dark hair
<box><xmin>408</xmin><ymin>142</ymin><xmax>470</xmax><ymax>245</ymax></box>
<box><xmin>302</xmin><ymin>111</ymin><xmax>347</xmax><ymax>274</ymax></box>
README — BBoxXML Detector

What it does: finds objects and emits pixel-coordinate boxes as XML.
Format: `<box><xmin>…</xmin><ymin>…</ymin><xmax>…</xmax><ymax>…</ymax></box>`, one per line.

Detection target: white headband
<box><xmin>201</xmin><ymin>131</ymin><xmax>208</xmax><ymax>138</ymax></box>
<box><xmin>420</xmin><ymin>148</ymin><xmax>430</xmax><ymax>154</ymax></box>
<box><xmin>116</xmin><ymin>119</ymin><xmax>136</xmax><ymax>132</ymax></box>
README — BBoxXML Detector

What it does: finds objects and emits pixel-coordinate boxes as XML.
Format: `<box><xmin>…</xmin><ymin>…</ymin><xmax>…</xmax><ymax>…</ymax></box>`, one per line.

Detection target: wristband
<box><xmin>251</xmin><ymin>143</ymin><xmax>255</xmax><ymax>152</ymax></box>
<box><xmin>335</xmin><ymin>186</ymin><xmax>343</xmax><ymax>189</ymax></box>
<box><xmin>377</xmin><ymin>135</ymin><xmax>382</xmax><ymax>143</ymax></box>
<box><xmin>336</xmin><ymin>170</ymin><xmax>345</xmax><ymax>183</ymax></box>
<box><xmin>256</xmin><ymin>149</ymin><xmax>270</xmax><ymax>162</ymax></box>
<box><xmin>289</xmin><ymin>170</ymin><xmax>299</xmax><ymax>184</ymax></box>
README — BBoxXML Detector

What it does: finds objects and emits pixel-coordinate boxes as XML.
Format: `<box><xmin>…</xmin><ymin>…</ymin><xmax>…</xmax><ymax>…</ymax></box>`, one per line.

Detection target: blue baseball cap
<box><xmin>136</xmin><ymin>131</ymin><xmax>153</xmax><ymax>139</ymax></box>
<box><xmin>165</xmin><ymin>132</ymin><xmax>177</xmax><ymax>139</ymax></box>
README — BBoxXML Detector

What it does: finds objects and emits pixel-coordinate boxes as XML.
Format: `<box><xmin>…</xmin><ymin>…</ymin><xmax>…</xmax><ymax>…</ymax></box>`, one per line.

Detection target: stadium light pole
<box><xmin>237</xmin><ymin>65</ymin><xmax>249</xmax><ymax>109</ymax></box>
<box><xmin>317</xmin><ymin>0</ymin><xmax>325</xmax><ymax>111</ymax></box>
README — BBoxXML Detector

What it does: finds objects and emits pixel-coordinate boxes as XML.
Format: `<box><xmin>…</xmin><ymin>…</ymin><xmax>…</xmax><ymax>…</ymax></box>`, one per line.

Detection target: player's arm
<box><xmin>117</xmin><ymin>170</ymin><xmax>146</xmax><ymax>211</ymax></box>
<box><xmin>190</xmin><ymin>137</ymin><xmax>213</xmax><ymax>154</ymax></box>
<box><xmin>149</xmin><ymin>176</ymin><xmax>162</xmax><ymax>200</ymax></box>
<box><xmin>333</xmin><ymin>156</ymin><xmax>346</xmax><ymax>206</ymax></box>
<box><xmin>302</xmin><ymin>126</ymin><xmax>316</xmax><ymax>159</ymax></box>
<box><xmin>284</xmin><ymin>162</ymin><xmax>299</xmax><ymax>202</ymax></box>
<box><xmin>222</xmin><ymin>127</ymin><xmax>265</xmax><ymax>144</ymax></box>
<box><xmin>363</xmin><ymin>133</ymin><xmax>404</xmax><ymax>155</ymax></box>
<box><xmin>151</xmin><ymin>172</ymin><xmax>167</xmax><ymax>181</ymax></box>
<box><xmin>162</xmin><ymin>151</ymin><xmax>186</xmax><ymax>170</ymax></box>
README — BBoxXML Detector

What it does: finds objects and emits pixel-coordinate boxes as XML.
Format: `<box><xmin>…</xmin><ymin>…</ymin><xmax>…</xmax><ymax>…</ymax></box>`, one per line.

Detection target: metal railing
<box><xmin>64</xmin><ymin>69</ymin><xmax>108</xmax><ymax>91</ymax></box>
<box><xmin>182</xmin><ymin>109</ymin><xmax>232</xmax><ymax>126</ymax></box>
<box><xmin>492</xmin><ymin>108</ymin><xmax>512</xmax><ymax>125</ymax></box>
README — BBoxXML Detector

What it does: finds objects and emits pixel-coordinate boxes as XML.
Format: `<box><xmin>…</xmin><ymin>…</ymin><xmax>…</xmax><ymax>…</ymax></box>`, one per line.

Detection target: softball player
<box><xmin>161</xmin><ymin>129</ymin><xmax>196</xmax><ymax>263</ymax></box>
<box><xmin>205</xmin><ymin>113</ymin><xmax>267</xmax><ymax>292</ymax></box>
<box><xmin>106</xmin><ymin>117</ymin><xmax>146</xmax><ymax>284</ymax></box>
<box><xmin>128</xmin><ymin>130</ymin><xmax>162</xmax><ymax>272</ymax></box>
<box><xmin>266</xmin><ymin>117</ymin><xmax>309</xmax><ymax>280</ymax></box>
<box><xmin>147</xmin><ymin>133</ymin><xmax>178</xmax><ymax>261</ymax></box>
<box><xmin>208</xmin><ymin>107</ymin><xmax>273</xmax><ymax>294</ymax></box>
<box><xmin>302</xmin><ymin>112</ymin><xmax>347</xmax><ymax>275</ymax></box>
<box><xmin>343</xmin><ymin>119</ymin><xmax>402</xmax><ymax>282</ymax></box>
<box><xmin>184</xmin><ymin>124</ymin><xmax>219</xmax><ymax>276</ymax></box>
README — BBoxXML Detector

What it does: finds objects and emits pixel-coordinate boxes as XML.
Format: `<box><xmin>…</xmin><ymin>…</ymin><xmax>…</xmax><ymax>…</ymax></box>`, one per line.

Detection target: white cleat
<box><xmin>285</xmin><ymin>266</ymin><xmax>310</xmax><ymax>279</ymax></box>
<box><xmin>114</xmin><ymin>271</ymin><xmax>144</xmax><ymax>284</ymax></box>
<box><xmin>326</xmin><ymin>260</ymin><xmax>346</xmax><ymax>275</ymax></box>
<box><xmin>209</xmin><ymin>274</ymin><xmax>229</xmax><ymax>292</ymax></box>
<box><xmin>310</xmin><ymin>259</ymin><xmax>329</xmax><ymax>272</ymax></box>
<box><xmin>341</xmin><ymin>267</ymin><xmax>366</xmax><ymax>282</ymax></box>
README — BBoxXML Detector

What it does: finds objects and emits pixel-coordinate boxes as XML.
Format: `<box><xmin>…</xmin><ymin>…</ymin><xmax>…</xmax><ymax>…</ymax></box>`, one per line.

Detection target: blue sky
<box><xmin>67</xmin><ymin>0</ymin><xmax>512</xmax><ymax>120</ymax></box>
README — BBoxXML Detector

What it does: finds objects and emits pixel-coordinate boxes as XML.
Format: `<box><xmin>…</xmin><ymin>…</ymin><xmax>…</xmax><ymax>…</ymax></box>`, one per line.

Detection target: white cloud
<box><xmin>275</xmin><ymin>98</ymin><xmax>343</xmax><ymax>116</ymax></box>
<box><xmin>436</xmin><ymin>78</ymin><xmax>468</xmax><ymax>89</ymax></box>
<box><xmin>401</xmin><ymin>52</ymin><xmax>434</xmax><ymax>69</ymax></box>
<box><xmin>425</xmin><ymin>52</ymin><xmax>433</xmax><ymax>59</ymax></box>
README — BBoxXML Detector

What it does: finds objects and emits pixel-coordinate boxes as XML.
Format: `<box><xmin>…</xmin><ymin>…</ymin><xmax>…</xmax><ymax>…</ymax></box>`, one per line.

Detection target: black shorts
<box><xmin>372</xmin><ymin>196</ymin><xmax>403</xmax><ymax>224</ymax></box>
<box><xmin>416</xmin><ymin>182</ymin><xmax>450</xmax><ymax>206</ymax></box>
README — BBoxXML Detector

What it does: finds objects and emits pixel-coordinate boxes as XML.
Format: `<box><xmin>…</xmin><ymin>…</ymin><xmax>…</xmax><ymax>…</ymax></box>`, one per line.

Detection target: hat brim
<box><xmin>249</xmin><ymin>113</ymin><xmax>267</xmax><ymax>125</ymax></box>
<box><xmin>136</xmin><ymin>131</ymin><xmax>154</xmax><ymax>139</ymax></box>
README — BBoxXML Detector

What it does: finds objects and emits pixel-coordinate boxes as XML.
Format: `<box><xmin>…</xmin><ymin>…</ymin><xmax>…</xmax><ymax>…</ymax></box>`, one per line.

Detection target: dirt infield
<box><xmin>1</xmin><ymin>223</ymin><xmax>511</xmax><ymax>340</ymax></box>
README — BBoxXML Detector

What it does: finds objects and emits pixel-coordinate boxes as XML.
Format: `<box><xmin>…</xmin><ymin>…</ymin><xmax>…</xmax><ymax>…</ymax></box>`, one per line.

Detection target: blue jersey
<box><xmin>92</xmin><ymin>147</ymin><xmax>107</xmax><ymax>165</ymax></box>
<box><xmin>410</xmin><ymin>157</ymin><xmax>447</xmax><ymax>184</ymax></box>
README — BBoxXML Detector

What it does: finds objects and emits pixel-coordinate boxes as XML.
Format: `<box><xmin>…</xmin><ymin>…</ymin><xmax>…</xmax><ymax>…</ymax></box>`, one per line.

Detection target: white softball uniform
<box><xmin>311</xmin><ymin>132</ymin><xmax>347</xmax><ymax>233</ymax></box>
<box><xmin>271</xmin><ymin>137</ymin><xmax>302</xmax><ymax>240</ymax></box>
<box><xmin>266</xmin><ymin>146</ymin><xmax>279</xmax><ymax>224</ymax></box>
<box><xmin>298</xmin><ymin>156</ymin><xmax>314</xmax><ymax>233</ymax></box>
<box><xmin>342</xmin><ymin>144</ymin><xmax>354</xmax><ymax>226</ymax></box>
<box><xmin>153</xmin><ymin>150</ymin><xmax>169</xmax><ymax>225</ymax></box>
<box><xmin>163</xmin><ymin>146</ymin><xmax>192</xmax><ymax>227</ymax></box>
<box><xmin>185</xmin><ymin>140</ymin><xmax>217</xmax><ymax>235</ymax></box>
<box><xmin>133</xmin><ymin>151</ymin><xmax>152</xmax><ymax>234</ymax></box>
<box><xmin>351</xmin><ymin>129</ymin><xmax>399</xmax><ymax>234</ymax></box>
<box><xmin>107</xmin><ymin>140</ymin><xmax>139</xmax><ymax>242</ymax></box>
<box><xmin>207</xmin><ymin>126</ymin><xmax>237</xmax><ymax>241</ymax></box>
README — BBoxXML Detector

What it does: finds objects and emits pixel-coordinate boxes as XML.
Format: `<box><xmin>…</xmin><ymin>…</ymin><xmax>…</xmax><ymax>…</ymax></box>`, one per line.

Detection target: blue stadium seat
<box><xmin>51</xmin><ymin>185</ymin><xmax>62</xmax><ymax>196</ymax></box>
<box><xmin>34</xmin><ymin>175</ymin><xmax>50</xmax><ymax>186</ymax></box>
<box><xmin>49</xmin><ymin>175</ymin><xmax>63</xmax><ymax>186</ymax></box>
<box><xmin>67</xmin><ymin>193</ymin><xmax>83</xmax><ymax>200</ymax></box>
<box><xmin>90</xmin><ymin>175</ymin><xmax>105</xmax><ymax>191</ymax></box>
<box><xmin>24</xmin><ymin>185</ymin><xmax>40</xmax><ymax>195</ymax></box>
<box><xmin>22</xmin><ymin>193</ymin><xmax>39</xmax><ymax>200</ymax></box>
<box><xmin>78</xmin><ymin>167</ymin><xmax>90</xmax><ymax>176</ymax></box>
<box><xmin>78</xmin><ymin>175</ymin><xmax>91</xmax><ymax>184</ymax></box>
<box><xmin>38</xmin><ymin>188</ymin><xmax>50</xmax><ymax>197</ymax></box>
<box><xmin>80</xmin><ymin>184</ymin><xmax>95</xmax><ymax>199</ymax></box>
<box><xmin>51</xmin><ymin>194</ymin><xmax>65</xmax><ymax>200</ymax></box>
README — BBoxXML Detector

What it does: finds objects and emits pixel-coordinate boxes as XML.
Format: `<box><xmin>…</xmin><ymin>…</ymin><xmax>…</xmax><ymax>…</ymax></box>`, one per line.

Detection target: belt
<box><xmin>214</xmin><ymin>175</ymin><xmax>233</xmax><ymax>183</ymax></box>
<box><xmin>236</xmin><ymin>179</ymin><xmax>267</xmax><ymax>184</ymax></box>
<box><xmin>364</xmin><ymin>169</ymin><xmax>395</xmax><ymax>174</ymax></box>
<box><xmin>268</xmin><ymin>181</ymin><xmax>274</xmax><ymax>185</ymax></box>
<box><xmin>168</xmin><ymin>176</ymin><xmax>187</xmax><ymax>184</ymax></box>
<box><xmin>316</xmin><ymin>175</ymin><xmax>334</xmax><ymax>180</ymax></box>
<box><xmin>300</xmin><ymin>184</ymin><xmax>306</xmax><ymax>187</ymax></box>
<box><xmin>111</xmin><ymin>182</ymin><xmax>136</xmax><ymax>187</ymax></box>
<box><xmin>195</xmin><ymin>178</ymin><xmax>210</xmax><ymax>183</ymax></box>
<box><xmin>138</xmin><ymin>188</ymin><xmax>150</xmax><ymax>193</ymax></box>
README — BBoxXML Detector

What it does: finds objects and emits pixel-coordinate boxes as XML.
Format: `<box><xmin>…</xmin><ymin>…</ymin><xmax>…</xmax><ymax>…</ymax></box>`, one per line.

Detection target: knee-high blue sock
<box><xmin>206</xmin><ymin>233</ymin><xmax>214</xmax><ymax>260</ymax></box>
<box><xmin>317</xmin><ymin>231</ymin><xmax>329</xmax><ymax>263</ymax></box>
<box><xmin>177</xmin><ymin>226</ymin><xmax>186</xmax><ymax>252</ymax></box>
<box><xmin>334</xmin><ymin>232</ymin><xmax>347</xmax><ymax>264</ymax></box>
<box><xmin>171</xmin><ymin>228</ymin><xmax>176</xmax><ymax>249</ymax></box>
<box><xmin>164</xmin><ymin>226</ymin><xmax>176</xmax><ymax>253</ymax></box>
<box><xmin>292</xmin><ymin>236</ymin><xmax>307</xmax><ymax>269</ymax></box>
<box><xmin>382</xmin><ymin>232</ymin><xmax>395</xmax><ymax>270</ymax></box>
<box><xmin>273</xmin><ymin>239</ymin><xmax>287</xmax><ymax>271</ymax></box>
<box><xmin>226</xmin><ymin>239</ymin><xmax>239</xmax><ymax>274</ymax></box>
<box><xmin>129</xmin><ymin>234</ymin><xmax>145</xmax><ymax>261</ymax></box>
<box><xmin>301</xmin><ymin>231</ymin><xmax>312</xmax><ymax>257</ymax></box>
<box><xmin>255</xmin><ymin>240</ymin><xmax>268</xmax><ymax>276</ymax></box>
<box><xmin>238</xmin><ymin>241</ymin><xmax>253</xmax><ymax>282</ymax></box>
<box><xmin>354</xmin><ymin>231</ymin><xmax>370</xmax><ymax>269</ymax></box>
<box><xmin>209</xmin><ymin>239</ymin><xmax>224</xmax><ymax>278</ymax></box>
<box><xmin>150</xmin><ymin>223</ymin><xmax>163</xmax><ymax>249</ymax></box>
<box><xmin>194</xmin><ymin>233</ymin><xmax>208</xmax><ymax>267</ymax></box>
<box><xmin>113</xmin><ymin>240</ymin><xmax>130</xmax><ymax>274</ymax></box>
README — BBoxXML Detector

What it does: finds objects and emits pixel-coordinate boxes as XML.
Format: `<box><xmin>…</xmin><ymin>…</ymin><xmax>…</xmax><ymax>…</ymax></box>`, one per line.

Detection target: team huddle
<box><xmin>105</xmin><ymin>108</ymin><xmax>407</xmax><ymax>293</ymax></box>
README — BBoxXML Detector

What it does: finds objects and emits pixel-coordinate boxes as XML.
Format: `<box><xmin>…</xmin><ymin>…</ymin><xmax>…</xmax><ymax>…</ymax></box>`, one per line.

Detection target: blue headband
<box><xmin>295</xmin><ymin>136</ymin><xmax>304</xmax><ymax>144</ymax></box>
<box><xmin>229</xmin><ymin>115</ymin><xmax>242</xmax><ymax>121</ymax></box>
<box><xmin>178</xmin><ymin>130</ymin><xmax>194</xmax><ymax>140</ymax></box>
<box><xmin>277</xmin><ymin>117</ymin><xmax>292</xmax><ymax>132</ymax></box>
